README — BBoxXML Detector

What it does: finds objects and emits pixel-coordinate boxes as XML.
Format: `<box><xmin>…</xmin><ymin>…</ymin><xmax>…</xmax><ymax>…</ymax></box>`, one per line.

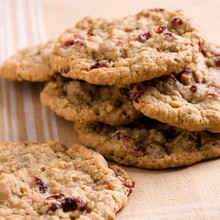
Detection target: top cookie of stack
<box><xmin>50</xmin><ymin>8</ymin><xmax>203</xmax><ymax>85</ymax></box>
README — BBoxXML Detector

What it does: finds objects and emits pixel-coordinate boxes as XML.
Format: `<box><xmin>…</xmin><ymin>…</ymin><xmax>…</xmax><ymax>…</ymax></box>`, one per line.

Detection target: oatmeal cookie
<box><xmin>74</xmin><ymin>118</ymin><xmax>220</xmax><ymax>169</ymax></box>
<box><xmin>40</xmin><ymin>77</ymin><xmax>141</xmax><ymax>125</ymax></box>
<box><xmin>126</xmin><ymin>43</ymin><xmax>220</xmax><ymax>132</ymax></box>
<box><xmin>0</xmin><ymin>141</ymin><xmax>134</xmax><ymax>219</ymax></box>
<box><xmin>50</xmin><ymin>9</ymin><xmax>203</xmax><ymax>85</ymax></box>
<box><xmin>0</xmin><ymin>40</ymin><xmax>55</xmax><ymax>82</ymax></box>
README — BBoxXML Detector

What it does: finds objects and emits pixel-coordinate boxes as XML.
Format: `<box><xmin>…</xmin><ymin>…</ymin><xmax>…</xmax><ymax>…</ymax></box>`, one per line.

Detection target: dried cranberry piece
<box><xmin>116</xmin><ymin>40</ymin><xmax>124</xmax><ymax>46</ymax></box>
<box><xmin>214</xmin><ymin>57</ymin><xmax>220</xmax><ymax>67</ymax></box>
<box><xmin>164</xmin><ymin>32</ymin><xmax>174</xmax><ymax>37</ymax></box>
<box><xmin>60</xmin><ymin>67</ymin><xmax>70</xmax><ymax>74</ymax></box>
<box><xmin>176</xmin><ymin>68</ymin><xmax>193</xmax><ymax>83</ymax></box>
<box><xmin>130</xmin><ymin>87</ymin><xmax>143</xmax><ymax>103</ymax></box>
<box><xmin>75</xmin><ymin>198</ymin><xmax>87</xmax><ymax>211</ymax></box>
<box><xmin>34</xmin><ymin>177</ymin><xmax>50</xmax><ymax>193</ymax></box>
<box><xmin>157</xmin><ymin>26</ymin><xmax>167</xmax><ymax>34</ymax></box>
<box><xmin>46</xmin><ymin>194</ymin><xmax>65</xmax><ymax>200</ymax></box>
<box><xmin>90</xmin><ymin>62</ymin><xmax>108</xmax><ymax>70</ymax></box>
<box><xmin>62</xmin><ymin>198</ymin><xmax>78</xmax><ymax>212</ymax></box>
<box><xmin>180</xmin><ymin>68</ymin><xmax>193</xmax><ymax>75</ymax></box>
<box><xmin>207</xmin><ymin>86</ymin><xmax>220</xmax><ymax>97</ymax></box>
<box><xmin>64</xmin><ymin>34</ymin><xmax>85</xmax><ymax>47</ymax></box>
<box><xmin>46</xmin><ymin>203</ymin><xmax>62</xmax><ymax>214</ymax></box>
<box><xmin>137</xmin><ymin>30</ymin><xmax>153</xmax><ymax>42</ymax></box>
<box><xmin>87</xmin><ymin>29</ymin><xmax>95</xmax><ymax>36</ymax></box>
<box><xmin>190</xmin><ymin>85</ymin><xmax>197</xmax><ymax>93</ymax></box>
<box><xmin>64</xmin><ymin>39</ymin><xmax>75</xmax><ymax>46</ymax></box>
<box><xmin>123</xmin><ymin>181</ymin><xmax>135</xmax><ymax>196</ymax></box>
<box><xmin>64</xmin><ymin>40</ymin><xmax>86</xmax><ymax>47</ymax></box>
<box><xmin>61</xmin><ymin>197</ymin><xmax>86</xmax><ymax>212</ymax></box>
<box><xmin>198</xmin><ymin>42</ymin><xmax>203</xmax><ymax>52</ymax></box>
<box><xmin>170</xmin><ymin>18</ymin><xmax>183</xmax><ymax>27</ymax></box>
<box><xmin>168</xmin><ymin>75</ymin><xmax>178</xmax><ymax>84</ymax></box>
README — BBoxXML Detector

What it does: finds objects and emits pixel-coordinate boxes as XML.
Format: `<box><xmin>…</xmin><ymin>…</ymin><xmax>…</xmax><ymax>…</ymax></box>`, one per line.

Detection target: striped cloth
<box><xmin>0</xmin><ymin>0</ymin><xmax>78</xmax><ymax>146</ymax></box>
<box><xmin>1</xmin><ymin>1</ymin><xmax>220</xmax><ymax>219</ymax></box>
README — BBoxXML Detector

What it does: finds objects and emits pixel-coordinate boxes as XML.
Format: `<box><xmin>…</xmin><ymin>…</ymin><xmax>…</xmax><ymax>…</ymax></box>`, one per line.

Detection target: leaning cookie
<box><xmin>0</xmin><ymin>40</ymin><xmax>55</xmax><ymax>82</ymax></box>
<box><xmin>50</xmin><ymin>8</ymin><xmax>203</xmax><ymax>85</ymax></box>
<box><xmin>74</xmin><ymin>118</ymin><xmax>220</xmax><ymax>169</ymax></box>
<box><xmin>0</xmin><ymin>141</ymin><xmax>134</xmax><ymax>219</ymax></box>
<box><xmin>123</xmin><ymin>43</ymin><xmax>220</xmax><ymax>132</ymax></box>
<box><xmin>40</xmin><ymin>77</ymin><xmax>141</xmax><ymax>126</ymax></box>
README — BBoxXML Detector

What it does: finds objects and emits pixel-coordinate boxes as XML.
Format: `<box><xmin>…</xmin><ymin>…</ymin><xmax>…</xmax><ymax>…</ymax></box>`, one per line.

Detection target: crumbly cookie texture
<box><xmin>0</xmin><ymin>40</ymin><xmax>55</xmax><ymax>82</ymax></box>
<box><xmin>50</xmin><ymin>8</ymin><xmax>203</xmax><ymax>85</ymax></box>
<box><xmin>74</xmin><ymin>118</ymin><xmax>220</xmax><ymax>169</ymax></box>
<box><xmin>40</xmin><ymin>77</ymin><xmax>141</xmax><ymax>126</ymax></box>
<box><xmin>0</xmin><ymin>141</ymin><xmax>134</xmax><ymax>219</ymax></box>
<box><xmin>123</xmin><ymin>43</ymin><xmax>220</xmax><ymax>132</ymax></box>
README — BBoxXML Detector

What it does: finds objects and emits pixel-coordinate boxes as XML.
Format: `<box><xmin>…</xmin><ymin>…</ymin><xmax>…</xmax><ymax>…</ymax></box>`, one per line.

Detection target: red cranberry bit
<box><xmin>116</xmin><ymin>40</ymin><xmax>124</xmax><ymax>46</ymax></box>
<box><xmin>164</xmin><ymin>32</ymin><xmax>174</xmax><ymax>37</ymax></box>
<box><xmin>170</xmin><ymin>18</ymin><xmax>183</xmax><ymax>28</ymax></box>
<box><xmin>46</xmin><ymin>203</ymin><xmax>62</xmax><ymax>214</ymax></box>
<box><xmin>176</xmin><ymin>68</ymin><xmax>192</xmax><ymax>81</ymax></box>
<box><xmin>61</xmin><ymin>197</ymin><xmax>77</xmax><ymax>212</ymax></box>
<box><xmin>190</xmin><ymin>85</ymin><xmax>197</xmax><ymax>93</ymax></box>
<box><xmin>62</xmin><ymin>197</ymin><xmax>86</xmax><ymax>212</ymax></box>
<box><xmin>64</xmin><ymin>34</ymin><xmax>85</xmax><ymax>47</ymax></box>
<box><xmin>198</xmin><ymin>42</ymin><xmax>203</xmax><ymax>52</ymax></box>
<box><xmin>60</xmin><ymin>67</ymin><xmax>70</xmax><ymax>74</ymax></box>
<box><xmin>168</xmin><ymin>75</ymin><xmax>178</xmax><ymax>84</ymax></box>
<box><xmin>46</xmin><ymin>194</ymin><xmax>65</xmax><ymax>200</ymax></box>
<box><xmin>123</xmin><ymin>181</ymin><xmax>135</xmax><ymax>196</ymax></box>
<box><xmin>214</xmin><ymin>57</ymin><xmax>220</xmax><ymax>67</ymax></box>
<box><xmin>34</xmin><ymin>177</ymin><xmax>50</xmax><ymax>193</ymax></box>
<box><xmin>87</xmin><ymin>29</ymin><xmax>95</xmax><ymax>36</ymax></box>
<box><xmin>137</xmin><ymin>30</ymin><xmax>153</xmax><ymax>42</ymax></box>
<box><xmin>157</xmin><ymin>26</ymin><xmax>167</xmax><ymax>34</ymax></box>
<box><xmin>75</xmin><ymin>41</ymin><xmax>86</xmax><ymax>47</ymax></box>
<box><xmin>75</xmin><ymin>198</ymin><xmax>87</xmax><ymax>211</ymax></box>
<box><xmin>130</xmin><ymin>87</ymin><xmax>143</xmax><ymax>103</ymax></box>
<box><xmin>64</xmin><ymin>40</ymin><xmax>86</xmax><ymax>47</ymax></box>
<box><xmin>90</xmin><ymin>62</ymin><xmax>108</xmax><ymax>70</ymax></box>
<box><xmin>64</xmin><ymin>39</ymin><xmax>75</xmax><ymax>47</ymax></box>
<box><xmin>181</xmin><ymin>68</ymin><xmax>193</xmax><ymax>75</ymax></box>
<box><xmin>207</xmin><ymin>86</ymin><xmax>220</xmax><ymax>98</ymax></box>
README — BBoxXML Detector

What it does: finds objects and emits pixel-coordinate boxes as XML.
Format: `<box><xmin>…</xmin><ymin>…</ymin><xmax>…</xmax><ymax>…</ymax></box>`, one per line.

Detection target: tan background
<box><xmin>1</xmin><ymin>0</ymin><xmax>220</xmax><ymax>219</ymax></box>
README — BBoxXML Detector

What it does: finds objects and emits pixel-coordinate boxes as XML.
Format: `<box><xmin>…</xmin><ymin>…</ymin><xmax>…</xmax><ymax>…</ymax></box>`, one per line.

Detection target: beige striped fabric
<box><xmin>1</xmin><ymin>0</ymin><xmax>220</xmax><ymax>219</ymax></box>
<box><xmin>0</xmin><ymin>0</ymin><xmax>80</xmax><ymax>147</ymax></box>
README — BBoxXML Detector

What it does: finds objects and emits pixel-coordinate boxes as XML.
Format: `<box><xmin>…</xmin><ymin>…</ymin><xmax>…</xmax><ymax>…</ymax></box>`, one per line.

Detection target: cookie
<box><xmin>0</xmin><ymin>141</ymin><xmax>134</xmax><ymax>219</ymax></box>
<box><xmin>124</xmin><ymin>43</ymin><xmax>220</xmax><ymax>132</ymax></box>
<box><xmin>0</xmin><ymin>40</ymin><xmax>55</xmax><ymax>82</ymax></box>
<box><xmin>40</xmin><ymin>77</ymin><xmax>141</xmax><ymax>125</ymax></box>
<box><xmin>74</xmin><ymin>118</ymin><xmax>220</xmax><ymax>169</ymax></box>
<box><xmin>50</xmin><ymin>8</ymin><xmax>203</xmax><ymax>85</ymax></box>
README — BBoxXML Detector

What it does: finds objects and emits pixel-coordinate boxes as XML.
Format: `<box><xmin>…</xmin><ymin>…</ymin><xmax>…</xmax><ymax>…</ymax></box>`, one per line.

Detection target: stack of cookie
<box><xmin>45</xmin><ymin>8</ymin><xmax>220</xmax><ymax>169</ymax></box>
<box><xmin>1</xmin><ymin>9</ymin><xmax>220</xmax><ymax>171</ymax></box>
